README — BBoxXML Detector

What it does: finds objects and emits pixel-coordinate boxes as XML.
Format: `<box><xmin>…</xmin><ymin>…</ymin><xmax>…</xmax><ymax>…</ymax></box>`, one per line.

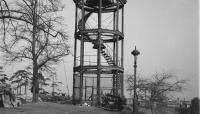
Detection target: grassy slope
<box><xmin>0</xmin><ymin>102</ymin><xmax>122</xmax><ymax>114</ymax></box>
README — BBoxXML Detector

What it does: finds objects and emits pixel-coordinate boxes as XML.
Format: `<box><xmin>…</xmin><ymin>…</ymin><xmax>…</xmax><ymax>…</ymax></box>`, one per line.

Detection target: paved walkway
<box><xmin>0</xmin><ymin>102</ymin><xmax>122</xmax><ymax>114</ymax></box>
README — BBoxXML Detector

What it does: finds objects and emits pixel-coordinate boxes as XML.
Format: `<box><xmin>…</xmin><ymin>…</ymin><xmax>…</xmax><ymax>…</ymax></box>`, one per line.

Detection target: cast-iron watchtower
<box><xmin>73</xmin><ymin>0</ymin><xmax>126</xmax><ymax>105</ymax></box>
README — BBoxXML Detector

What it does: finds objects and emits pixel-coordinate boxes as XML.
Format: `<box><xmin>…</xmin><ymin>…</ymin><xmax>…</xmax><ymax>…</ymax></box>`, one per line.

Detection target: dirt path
<box><xmin>0</xmin><ymin>102</ymin><xmax>122</xmax><ymax>114</ymax></box>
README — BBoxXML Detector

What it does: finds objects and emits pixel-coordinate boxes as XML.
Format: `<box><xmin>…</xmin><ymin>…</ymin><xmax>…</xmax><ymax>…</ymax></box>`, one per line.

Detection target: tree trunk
<box><xmin>20</xmin><ymin>82</ymin><xmax>21</xmax><ymax>95</ymax></box>
<box><xmin>32</xmin><ymin>64</ymin><xmax>38</xmax><ymax>102</ymax></box>
<box><xmin>17</xmin><ymin>83</ymin><xmax>19</xmax><ymax>94</ymax></box>
<box><xmin>24</xmin><ymin>82</ymin><xmax>27</xmax><ymax>94</ymax></box>
<box><xmin>52</xmin><ymin>76</ymin><xmax>54</xmax><ymax>96</ymax></box>
<box><xmin>32</xmin><ymin>0</ymin><xmax>38</xmax><ymax>102</ymax></box>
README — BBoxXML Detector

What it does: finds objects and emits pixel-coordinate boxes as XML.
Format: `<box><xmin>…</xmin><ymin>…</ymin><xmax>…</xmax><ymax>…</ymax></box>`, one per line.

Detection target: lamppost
<box><xmin>131</xmin><ymin>46</ymin><xmax>140</xmax><ymax>114</ymax></box>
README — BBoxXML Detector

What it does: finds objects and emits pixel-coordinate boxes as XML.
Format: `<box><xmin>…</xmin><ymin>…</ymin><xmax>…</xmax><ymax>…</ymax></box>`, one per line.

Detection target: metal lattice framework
<box><xmin>73</xmin><ymin>0</ymin><xmax>126</xmax><ymax>105</ymax></box>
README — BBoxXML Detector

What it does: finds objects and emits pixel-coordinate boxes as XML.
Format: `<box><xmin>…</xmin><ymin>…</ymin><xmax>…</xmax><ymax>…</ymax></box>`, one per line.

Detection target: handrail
<box><xmin>75</xmin><ymin>55</ymin><xmax>108</xmax><ymax>66</ymax></box>
<box><xmin>76</xmin><ymin>55</ymin><xmax>97</xmax><ymax>58</ymax></box>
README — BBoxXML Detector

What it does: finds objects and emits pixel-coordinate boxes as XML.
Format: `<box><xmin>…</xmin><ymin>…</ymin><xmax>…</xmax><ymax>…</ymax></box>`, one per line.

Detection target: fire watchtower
<box><xmin>73</xmin><ymin>0</ymin><xmax>126</xmax><ymax>105</ymax></box>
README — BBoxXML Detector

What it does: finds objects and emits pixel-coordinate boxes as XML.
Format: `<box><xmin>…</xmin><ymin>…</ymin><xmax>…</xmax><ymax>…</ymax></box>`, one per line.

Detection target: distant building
<box><xmin>180</xmin><ymin>100</ymin><xmax>191</xmax><ymax>109</ymax></box>
<box><xmin>166</xmin><ymin>100</ymin><xmax>180</xmax><ymax>108</ymax></box>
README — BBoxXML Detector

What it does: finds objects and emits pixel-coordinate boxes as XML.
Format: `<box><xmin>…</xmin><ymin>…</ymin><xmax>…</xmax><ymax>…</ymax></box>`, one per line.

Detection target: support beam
<box><xmin>96</xmin><ymin>0</ymin><xmax>102</xmax><ymax>106</ymax></box>
<box><xmin>79</xmin><ymin>0</ymin><xmax>85</xmax><ymax>101</ymax></box>
<box><xmin>121</xmin><ymin>7</ymin><xmax>124</xmax><ymax>96</ymax></box>
<box><xmin>115</xmin><ymin>0</ymin><xmax>120</xmax><ymax>96</ymax></box>
<box><xmin>72</xmin><ymin>5</ymin><xmax>78</xmax><ymax>104</ymax></box>
<box><xmin>85</xmin><ymin>77</ymin><xmax>87</xmax><ymax>100</ymax></box>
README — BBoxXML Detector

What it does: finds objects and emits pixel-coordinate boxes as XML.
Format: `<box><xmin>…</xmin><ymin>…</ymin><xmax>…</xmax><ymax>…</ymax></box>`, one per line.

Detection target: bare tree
<box><xmin>126</xmin><ymin>72</ymin><xmax>186</xmax><ymax>114</ymax></box>
<box><xmin>148</xmin><ymin>73</ymin><xmax>186</xmax><ymax>103</ymax></box>
<box><xmin>0</xmin><ymin>0</ymin><xmax>70</xmax><ymax>102</ymax></box>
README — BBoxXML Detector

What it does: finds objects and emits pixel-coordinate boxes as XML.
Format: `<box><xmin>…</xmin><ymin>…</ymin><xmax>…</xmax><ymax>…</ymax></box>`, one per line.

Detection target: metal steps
<box><xmin>101</xmin><ymin>49</ymin><xmax>115</xmax><ymax>66</ymax></box>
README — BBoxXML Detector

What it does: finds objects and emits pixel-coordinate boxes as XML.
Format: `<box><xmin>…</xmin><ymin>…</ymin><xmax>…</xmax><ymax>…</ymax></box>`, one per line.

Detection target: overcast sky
<box><xmin>1</xmin><ymin>0</ymin><xmax>199</xmax><ymax>100</ymax></box>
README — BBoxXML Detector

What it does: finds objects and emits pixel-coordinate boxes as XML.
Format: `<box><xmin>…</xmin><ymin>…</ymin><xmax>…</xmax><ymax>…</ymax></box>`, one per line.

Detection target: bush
<box><xmin>39</xmin><ymin>94</ymin><xmax>72</xmax><ymax>104</ymax></box>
